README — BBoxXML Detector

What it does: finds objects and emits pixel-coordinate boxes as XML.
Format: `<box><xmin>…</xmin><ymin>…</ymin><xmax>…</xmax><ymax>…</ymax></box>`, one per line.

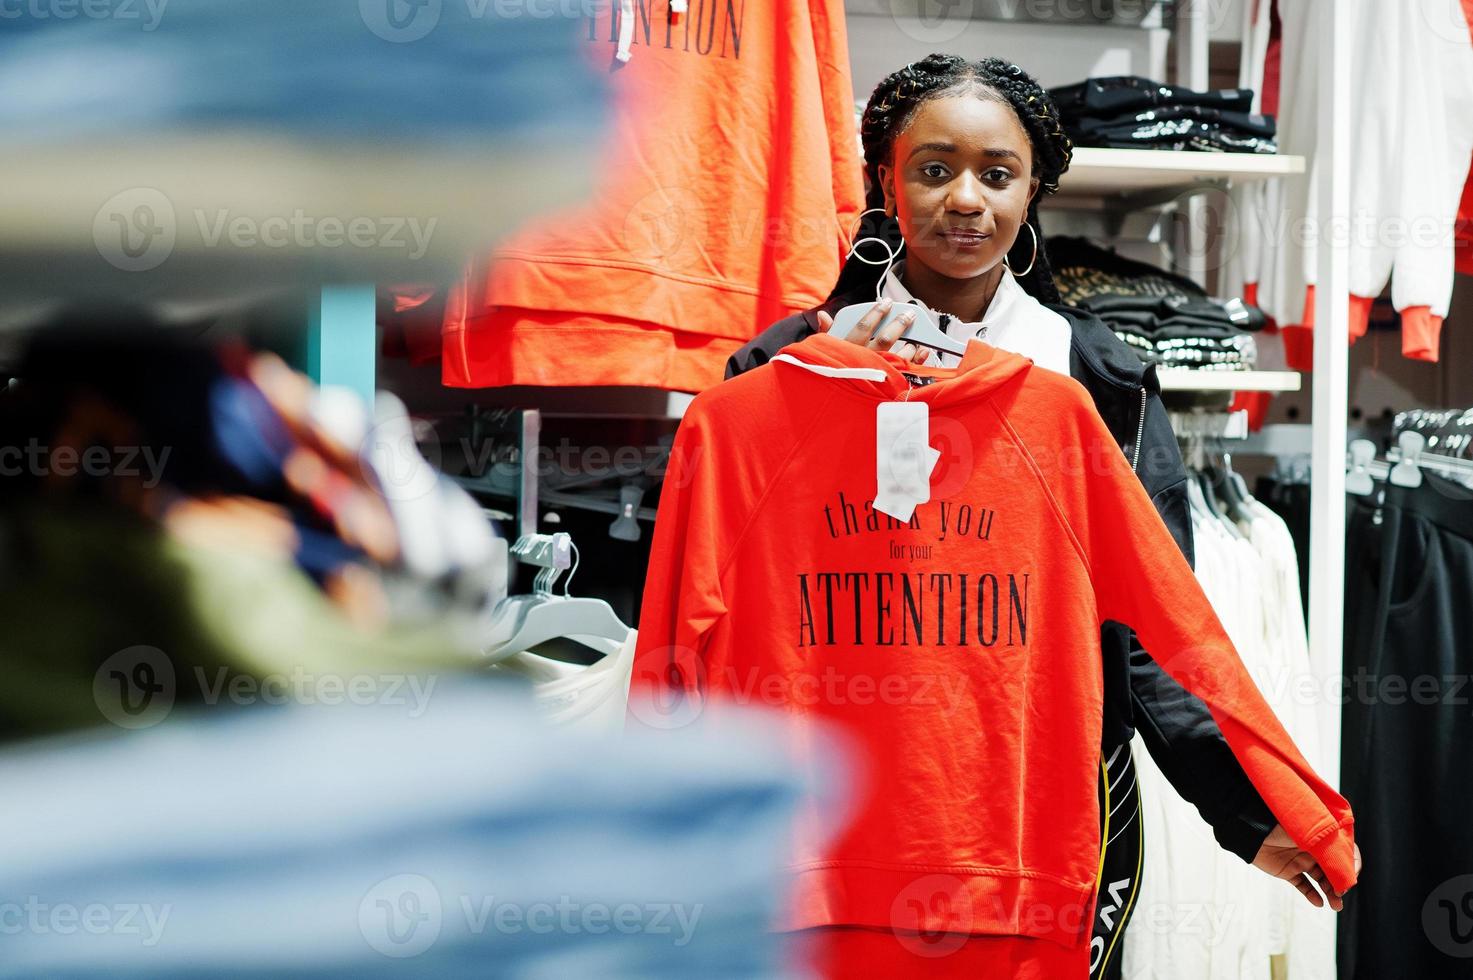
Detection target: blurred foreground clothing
<box><xmin>0</xmin><ymin>315</ymin><xmax>501</xmax><ymax>740</ymax></box>
<box><xmin>0</xmin><ymin>686</ymin><xmax>834</xmax><ymax>978</ymax></box>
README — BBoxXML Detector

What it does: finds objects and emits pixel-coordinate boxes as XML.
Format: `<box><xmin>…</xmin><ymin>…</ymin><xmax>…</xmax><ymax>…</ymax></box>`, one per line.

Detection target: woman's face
<box><xmin>877</xmin><ymin>95</ymin><xmax>1040</xmax><ymax>282</ymax></box>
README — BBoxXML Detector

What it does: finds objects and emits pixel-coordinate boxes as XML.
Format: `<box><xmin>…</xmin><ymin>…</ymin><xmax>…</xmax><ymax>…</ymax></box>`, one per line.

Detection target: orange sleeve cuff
<box><xmin>1401</xmin><ymin>306</ymin><xmax>1443</xmax><ymax>362</ymax></box>
<box><xmin>1348</xmin><ymin>294</ymin><xmax>1373</xmax><ymax>343</ymax></box>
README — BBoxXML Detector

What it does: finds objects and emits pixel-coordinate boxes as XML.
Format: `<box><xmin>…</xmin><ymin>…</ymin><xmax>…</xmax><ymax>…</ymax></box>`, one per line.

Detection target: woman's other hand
<box><xmin>1251</xmin><ymin>823</ymin><xmax>1362</xmax><ymax>911</ymax></box>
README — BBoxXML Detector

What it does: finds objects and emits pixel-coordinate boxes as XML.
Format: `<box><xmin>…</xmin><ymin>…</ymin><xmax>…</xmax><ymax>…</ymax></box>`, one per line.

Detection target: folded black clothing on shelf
<box><xmin>1081</xmin><ymin>120</ymin><xmax>1276</xmax><ymax>151</ymax></box>
<box><xmin>1111</xmin><ymin>318</ymin><xmax>1251</xmax><ymax>345</ymax></box>
<box><xmin>1071</xmin><ymin>105</ymin><xmax>1277</xmax><ymax>139</ymax></box>
<box><xmin>1117</xmin><ymin>331</ymin><xmax>1256</xmax><ymax>371</ymax></box>
<box><xmin>1049</xmin><ymin>76</ymin><xmax>1255</xmax><ymax>117</ymax></box>
<box><xmin>1047</xmin><ymin>237</ymin><xmax>1260</xmax><ymax>370</ymax></box>
<box><xmin>1049</xmin><ymin>77</ymin><xmax>1272</xmax><ymax>154</ymax></box>
<box><xmin>1049</xmin><ymin>236</ymin><xmax>1208</xmax><ymax>307</ymax></box>
<box><xmin>1078</xmin><ymin>122</ymin><xmax>1277</xmax><ymax>154</ymax></box>
<box><xmin>1084</xmin><ymin>294</ymin><xmax>1266</xmax><ymax>333</ymax></box>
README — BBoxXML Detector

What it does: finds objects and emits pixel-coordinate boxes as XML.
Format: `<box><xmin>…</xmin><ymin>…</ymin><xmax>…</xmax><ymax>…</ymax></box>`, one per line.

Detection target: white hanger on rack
<box><xmin>1388</xmin><ymin>430</ymin><xmax>1425</xmax><ymax>488</ymax></box>
<box><xmin>1346</xmin><ymin>440</ymin><xmax>1379</xmax><ymax>496</ymax></box>
<box><xmin>482</xmin><ymin>536</ymin><xmax>631</xmax><ymax>663</ymax></box>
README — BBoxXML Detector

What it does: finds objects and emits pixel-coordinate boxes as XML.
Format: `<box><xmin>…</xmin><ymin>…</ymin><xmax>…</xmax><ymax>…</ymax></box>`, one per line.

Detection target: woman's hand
<box><xmin>1251</xmin><ymin>823</ymin><xmax>1362</xmax><ymax>911</ymax></box>
<box><xmin>817</xmin><ymin>297</ymin><xmax>932</xmax><ymax>365</ymax></box>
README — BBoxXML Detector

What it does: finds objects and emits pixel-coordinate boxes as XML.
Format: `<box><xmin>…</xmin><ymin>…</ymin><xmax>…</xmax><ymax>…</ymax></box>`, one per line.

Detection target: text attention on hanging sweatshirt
<box><xmin>630</xmin><ymin>332</ymin><xmax>1357</xmax><ymax>951</ymax></box>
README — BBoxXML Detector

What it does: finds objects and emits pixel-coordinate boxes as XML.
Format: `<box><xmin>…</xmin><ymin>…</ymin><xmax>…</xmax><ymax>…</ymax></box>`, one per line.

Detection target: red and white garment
<box><xmin>1223</xmin><ymin>0</ymin><xmax>1473</xmax><ymax>365</ymax></box>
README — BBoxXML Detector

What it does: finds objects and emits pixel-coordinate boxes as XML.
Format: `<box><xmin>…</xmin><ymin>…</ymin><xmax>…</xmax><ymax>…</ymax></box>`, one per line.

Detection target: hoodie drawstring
<box><xmin>617</xmin><ymin>1</ymin><xmax>686</xmax><ymax>64</ymax></box>
<box><xmin>770</xmin><ymin>353</ymin><xmax>888</xmax><ymax>383</ymax></box>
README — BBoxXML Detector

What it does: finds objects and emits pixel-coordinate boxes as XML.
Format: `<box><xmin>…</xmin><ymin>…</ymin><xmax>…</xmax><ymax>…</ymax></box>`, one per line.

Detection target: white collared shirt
<box><xmin>881</xmin><ymin>260</ymin><xmax>1073</xmax><ymax>375</ymax></box>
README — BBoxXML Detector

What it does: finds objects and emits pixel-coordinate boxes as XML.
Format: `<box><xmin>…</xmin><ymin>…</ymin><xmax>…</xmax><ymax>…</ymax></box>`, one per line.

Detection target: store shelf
<box><xmin>1057</xmin><ymin>148</ymin><xmax>1305</xmax><ymax>198</ymax></box>
<box><xmin>1156</xmin><ymin>369</ymin><xmax>1302</xmax><ymax>392</ymax></box>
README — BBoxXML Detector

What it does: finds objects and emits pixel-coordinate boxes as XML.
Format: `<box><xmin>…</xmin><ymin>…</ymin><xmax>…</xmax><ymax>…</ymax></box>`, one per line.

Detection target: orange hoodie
<box><xmin>442</xmin><ymin>1</ymin><xmax>865</xmax><ymax>392</ymax></box>
<box><xmin>630</xmin><ymin>331</ymin><xmax>1357</xmax><ymax>957</ymax></box>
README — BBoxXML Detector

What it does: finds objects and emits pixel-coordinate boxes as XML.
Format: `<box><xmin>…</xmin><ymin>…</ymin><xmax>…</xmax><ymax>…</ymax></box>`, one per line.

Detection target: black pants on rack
<box><xmin>1340</xmin><ymin>475</ymin><xmax>1473</xmax><ymax>978</ymax></box>
<box><xmin>1092</xmin><ymin>742</ymin><xmax>1143</xmax><ymax>980</ymax></box>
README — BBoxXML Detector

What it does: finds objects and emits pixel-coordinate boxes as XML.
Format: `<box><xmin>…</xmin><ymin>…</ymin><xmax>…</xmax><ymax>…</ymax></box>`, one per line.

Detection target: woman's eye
<box><xmin>921</xmin><ymin>164</ymin><xmax>949</xmax><ymax>179</ymax></box>
<box><xmin>985</xmin><ymin>169</ymin><xmax>1012</xmax><ymax>182</ymax></box>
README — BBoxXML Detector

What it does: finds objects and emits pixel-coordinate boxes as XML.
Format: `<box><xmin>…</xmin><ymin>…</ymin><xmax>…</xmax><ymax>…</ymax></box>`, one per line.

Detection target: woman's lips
<box><xmin>940</xmin><ymin>230</ymin><xmax>990</xmax><ymax>248</ymax></box>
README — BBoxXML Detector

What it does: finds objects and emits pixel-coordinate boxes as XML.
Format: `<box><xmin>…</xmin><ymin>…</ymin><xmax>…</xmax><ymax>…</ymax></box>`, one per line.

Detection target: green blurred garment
<box><xmin>0</xmin><ymin>502</ymin><xmax>483</xmax><ymax>742</ymax></box>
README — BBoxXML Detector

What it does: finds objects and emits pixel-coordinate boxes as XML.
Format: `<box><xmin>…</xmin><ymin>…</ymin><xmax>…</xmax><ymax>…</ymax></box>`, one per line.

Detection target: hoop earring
<box><xmin>845</xmin><ymin>208</ymin><xmax>905</xmax><ymax>302</ymax></box>
<box><xmin>1004</xmin><ymin>221</ymin><xmax>1038</xmax><ymax>278</ymax></box>
<box><xmin>847</xmin><ymin>207</ymin><xmax>888</xmax><ymax>249</ymax></box>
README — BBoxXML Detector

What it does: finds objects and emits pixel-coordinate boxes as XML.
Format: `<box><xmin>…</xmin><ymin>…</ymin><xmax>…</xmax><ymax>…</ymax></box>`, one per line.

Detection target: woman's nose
<box><xmin>946</xmin><ymin>173</ymin><xmax>985</xmax><ymax>214</ymax></box>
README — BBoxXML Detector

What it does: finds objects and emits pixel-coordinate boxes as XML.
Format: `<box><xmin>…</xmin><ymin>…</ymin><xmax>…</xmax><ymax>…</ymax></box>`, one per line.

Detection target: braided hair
<box><xmin>831</xmin><ymin>54</ymin><xmax>1073</xmax><ymax>306</ymax></box>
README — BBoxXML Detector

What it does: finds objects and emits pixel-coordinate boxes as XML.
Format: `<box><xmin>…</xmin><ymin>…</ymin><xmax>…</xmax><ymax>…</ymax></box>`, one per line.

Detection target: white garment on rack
<box><xmin>489</xmin><ymin>629</ymin><xmax>637</xmax><ymax>736</ymax></box>
<box><xmin>1224</xmin><ymin>0</ymin><xmax>1473</xmax><ymax>360</ymax></box>
<box><xmin>881</xmin><ymin>260</ymin><xmax>1073</xmax><ymax>375</ymax></box>
<box><xmin>1124</xmin><ymin>483</ymin><xmax>1335</xmax><ymax>980</ymax></box>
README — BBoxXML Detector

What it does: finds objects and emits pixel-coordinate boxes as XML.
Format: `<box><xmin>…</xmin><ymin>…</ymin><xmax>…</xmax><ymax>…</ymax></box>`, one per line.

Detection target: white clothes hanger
<box><xmin>483</xmin><ymin>538</ymin><xmax>632</xmax><ymax>663</ymax></box>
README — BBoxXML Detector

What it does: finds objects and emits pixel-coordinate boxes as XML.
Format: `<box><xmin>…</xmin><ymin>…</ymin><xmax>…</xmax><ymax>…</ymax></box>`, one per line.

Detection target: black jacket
<box><xmin>726</xmin><ymin>293</ymin><xmax>1277</xmax><ymax>863</ymax></box>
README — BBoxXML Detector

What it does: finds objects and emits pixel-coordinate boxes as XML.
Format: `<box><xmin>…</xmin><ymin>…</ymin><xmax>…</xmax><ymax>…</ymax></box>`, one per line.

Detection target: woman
<box><xmin>728</xmin><ymin>53</ymin><xmax>1355</xmax><ymax>978</ymax></box>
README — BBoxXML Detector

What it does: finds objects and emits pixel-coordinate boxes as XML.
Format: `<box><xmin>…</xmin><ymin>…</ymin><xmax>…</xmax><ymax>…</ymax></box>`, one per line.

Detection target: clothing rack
<box><xmin>1347</xmin><ymin>431</ymin><xmax>1473</xmax><ymax>495</ymax></box>
<box><xmin>450</xmin><ymin>406</ymin><xmax>666</xmax><ymax>550</ymax></box>
<box><xmin>1394</xmin><ymin>407</ymin><xmax>1473</xmax><ymax>461</ymax></box>
<box><xmin>1169</xmin><ymin>409</ymin><xmax>1250</xmax><ymax>441</ymax></box>
<box><xmin>1169</xmin><ymin>409</ymin><xmax>1248</xmax><ymax>470</ymax></box>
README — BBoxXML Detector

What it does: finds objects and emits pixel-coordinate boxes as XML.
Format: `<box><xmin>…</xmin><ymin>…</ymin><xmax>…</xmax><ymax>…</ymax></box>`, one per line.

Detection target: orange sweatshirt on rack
<box><xmin>630</xmin><ymin>332</ymin><xmax>1357</xmax><ymax>970</ymax></box>
<box><xmin>442</xmin><ymin>0</ymin><xmax>865</xmax><ymax>392</ymax></box>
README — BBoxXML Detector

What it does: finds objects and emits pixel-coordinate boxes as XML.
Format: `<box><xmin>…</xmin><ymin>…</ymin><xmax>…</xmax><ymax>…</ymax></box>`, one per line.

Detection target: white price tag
<box><xmin>874</xmin><ymin>401</ymin><xmax>935</xmax><ymax>521</ymax></box>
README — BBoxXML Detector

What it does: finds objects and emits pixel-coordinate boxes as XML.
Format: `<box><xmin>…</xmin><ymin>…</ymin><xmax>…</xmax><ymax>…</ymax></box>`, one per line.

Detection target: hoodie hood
<box><xmin>772</xmin><ymin>331</ymin><xmax>1034</xmax><ymax>406</ymax></box>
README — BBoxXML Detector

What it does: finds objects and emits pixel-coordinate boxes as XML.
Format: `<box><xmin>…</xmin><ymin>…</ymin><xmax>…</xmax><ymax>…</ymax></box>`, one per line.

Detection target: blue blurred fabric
<box><xmin>0</xmin><ymin>0</ymin><xmax>607</xmax><ymax>145</ymax></box>
<box><xmin>0</xmin><ymin>682</ymin><xmax>841</xmax><ymax>978</ymax></box>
